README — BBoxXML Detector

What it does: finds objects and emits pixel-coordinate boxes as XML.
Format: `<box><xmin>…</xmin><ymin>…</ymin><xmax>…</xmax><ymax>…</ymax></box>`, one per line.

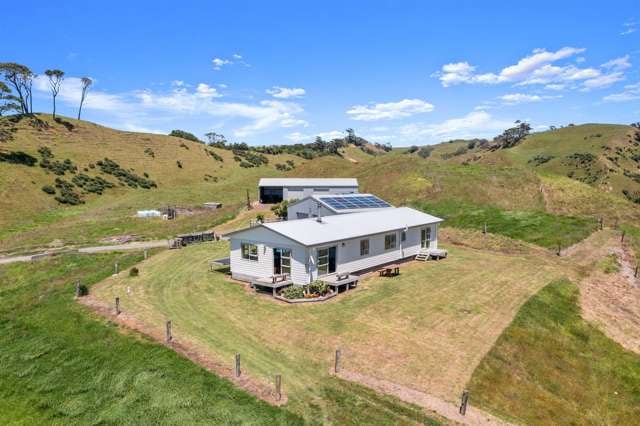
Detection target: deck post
<box><xmin>235</xmin><ymin>353</ymin><xmax>241</xmax><ymax>377</ymax></box>
<box><xmin>334</xmin><ymin>349</ymin><xmax>341</xmax><ymax>373</ymax></box>
<box><xmin>459</xmin><ymin>389</ymin><xmax>469</xmax><ymax>415</ymax></box>
<box><xmin>621</xmin><ymin>230</ymin><xmax>626</xmax><ymax>243</ymax></box>
<box><xmin>115</xmin><ymin>297</ymin><xmax>120</xmax><ymax>315</ymax></box>
<box><xmin>165</xmin><ymin>320</ymin><xmax>172</xmax><ymax>343</ymax></box>
<box><xmin>274</xmin><ymin>374</ymin><xmax>282</xmax><ymax>401</ymax></box>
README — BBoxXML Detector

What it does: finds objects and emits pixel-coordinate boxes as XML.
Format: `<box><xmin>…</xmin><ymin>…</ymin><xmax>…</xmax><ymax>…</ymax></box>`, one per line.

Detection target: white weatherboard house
<box><xmin>287</xmin><ymin>193</ymin><xmax>393</xmax><ymax>220</ymax></box>
<box><xmin>225</xmin><ymin>207</ymin><xmax>443</xmax><ymax>288</ymax></box>
<box><xmin>258</xmin><ymin>178</ymin><xmax>358</xmax><ymax>204</ymax></box>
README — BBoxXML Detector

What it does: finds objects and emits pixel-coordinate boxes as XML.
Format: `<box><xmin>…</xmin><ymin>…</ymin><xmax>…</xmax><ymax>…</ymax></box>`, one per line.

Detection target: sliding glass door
<box><xmin>317</xmin><ymin>246</ymin><xmax>336</xmax><ymax>276</ymax></box>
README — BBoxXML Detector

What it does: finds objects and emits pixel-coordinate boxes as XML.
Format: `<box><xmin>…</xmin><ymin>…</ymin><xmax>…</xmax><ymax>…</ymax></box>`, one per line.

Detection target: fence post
<box><xmin>235</xmin><ymin>353</ymin><xmax>241</xmax><ymax>377</ymax></box>
<box><xmin>635</xmin><ymin>265</ymin><xmax>638</xmax><ymax>278</ymax></box>
<box><xmin>165</xmin><ymin>320</ymin><xmax>172</xmax><ymax>343</ymax></box>
<box><xmin>115</xmin><ymin>297</ymin><xmax>120</xmax><ymax>315</ymax></box>
<box><xmin>274</xmin><ymin>374</ymin><xmax>282</xmax><ymax>401</ymax></box>
<box><xmin>144</xmin><ymin>249</ymin><xmax>148</xmax><ymax>260</ymax></box>
<box><xmin>459</xmin><ymin>389</ymin><xmax>469</xmax><ymax>416</ymax></box>
<box><xmin>334</xmin><ymin>349</ymin><xmax>341</xmax><ymax>373</ymax></box>
<box><xmin>114</xmin><ymin>262</ymin><xmax>119</xmax><ymax>275</ymax></box>
<box><xmin>483</xmin><ymin>223</ymin><xmax>487</xmax><ymax>235</ymax></box>
<box><xmin>556</xmin><ymin>242</ymin><xmax>561</xmax><ymax>256</ymax></box>
<box><xmin>621</xmin><ymin>230</ymin><xmax>626</xmax><ymax>243</ymax></box>
<box><xmin>75</xmin><ymin>281</ymin><xmax>81</xmax><ymax>297</ymax></box>
<box><xmin>599</xmin><ymin>217</ymin><xmax>604</xmax><ymax>230</ymax></box>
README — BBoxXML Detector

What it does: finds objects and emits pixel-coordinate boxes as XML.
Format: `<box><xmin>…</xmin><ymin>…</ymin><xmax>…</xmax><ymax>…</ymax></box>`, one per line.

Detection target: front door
<box><xmin>273</xmin><ymin>248</ymin><xmax>291</xmax><ymax>275</ymax></box>
<box><xmin>317</xmin><ymin>246</ymin><xmax>336</xmax><ymax>276</ymax></box>
<box><xmin>421</xmin><ymin>227</ymin><xmax>431</xmax><ymax>249</ymax></box>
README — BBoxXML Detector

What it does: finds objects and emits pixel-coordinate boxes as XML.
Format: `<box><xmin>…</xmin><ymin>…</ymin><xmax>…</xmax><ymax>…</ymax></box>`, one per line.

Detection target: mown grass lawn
<box><xmin>468</xmin><ymin>279</ymin><xmax>640</xmax><ymax>425</ymax></box>
<box><xmin>91</xmin><ymin>238</ymin><xmax>565</xmax><ymax>421</ymax></box>
<box><xmin>416</xmin><ymin>200</ymin><xmax>596</xmax><ymax>249</ymax></box>
<box><xmin>0</xmin><ymin>252</ymin><xmax>302</xmax><ymax>425</ymax></box>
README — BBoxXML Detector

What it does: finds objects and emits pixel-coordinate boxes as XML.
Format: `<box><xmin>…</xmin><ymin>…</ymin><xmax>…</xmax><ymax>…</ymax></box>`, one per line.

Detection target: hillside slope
<box><xmin>1</xmin><ymin>116</ymin><xmax>638</xmax><ymax>253</ymax></box>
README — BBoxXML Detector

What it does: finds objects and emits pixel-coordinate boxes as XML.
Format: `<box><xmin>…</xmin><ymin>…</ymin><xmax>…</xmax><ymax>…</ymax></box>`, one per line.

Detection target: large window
<box><xmin>360</xmin><ymin>239</ymin><xmax>369</xmax><ymax>256</ymax></box>
<box><xmin>273</xmin><ymin>248</ymin><xmax>291</xmax><ymax>275</ymax></box>
<box><xmin>384</xmin><ymin>233</ymin><xmax>397</xmax><ymax>250</ymax></box>
<box><xmin>421</xmin><ymin>227</ymin><xmax>432</xmax><ymax>249</ymax></box>
<box><xmin>241</xmin><ymin>242</ymin><xmax>258</xmax><ymax>261</ymax></box>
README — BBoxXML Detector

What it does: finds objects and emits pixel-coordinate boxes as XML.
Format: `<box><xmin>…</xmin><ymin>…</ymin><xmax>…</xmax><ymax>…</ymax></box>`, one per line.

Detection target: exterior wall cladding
<box><xmin>282</xmin><ymin>186</ymin><xmax>357</xmax><ymax>201</ymax></box>
<box><xmin>229</xmin><ymin>224</ymin><xmax>438</xmax><ymax>285</ymax></box>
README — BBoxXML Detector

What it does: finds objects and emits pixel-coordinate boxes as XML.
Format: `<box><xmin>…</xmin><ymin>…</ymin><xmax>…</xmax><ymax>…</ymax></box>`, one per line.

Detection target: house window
<box><xmin>360</xmin><ymin>239</ymin><xmax>369</xmax><ymax>256</ymax></box>
<box><xmin>296</xmin><ymin>212</ymin><xmax>309</xmax><ymax>219</ymax></box>
<box><xmin>241</xmin><ymin>242</ymin><xmax>258</xmax><ymax>261</ymax></box>
<box><xmin>313</xmin><ymin>188</ymin><xmax>330</xmax><ymax>192</ymax></box>
<box><xmin>384</xmin><ymin>233</ymin><xmax>397</xmax><ymax>250</ymax></box>
<box><xmin>401</xmin><ymin>230</ymin><xmax>406</xmax><ymax>242</ymax></box>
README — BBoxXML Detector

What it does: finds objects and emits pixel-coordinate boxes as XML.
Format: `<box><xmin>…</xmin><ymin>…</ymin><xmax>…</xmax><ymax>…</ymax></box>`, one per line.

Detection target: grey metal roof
<box><xmin>259</xmin><ymin>207</ymin><xmax>443</xmax><ymax>246</ymax></box>
<box><xmin>258</xmin><ymin>178</ymin><xmax>358</xmax><ymax>187</ymax></box>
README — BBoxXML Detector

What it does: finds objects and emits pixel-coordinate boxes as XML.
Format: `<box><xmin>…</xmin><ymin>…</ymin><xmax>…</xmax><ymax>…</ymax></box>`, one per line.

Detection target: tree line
<box><xmin>0</xmin><ymin>62</ymin><xmax>93</xmax><ymax>119</ymax></box>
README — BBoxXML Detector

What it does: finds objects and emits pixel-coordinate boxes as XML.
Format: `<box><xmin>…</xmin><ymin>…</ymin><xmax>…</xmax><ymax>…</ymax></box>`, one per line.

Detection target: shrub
<box><xmin>406</xmin><ymin>145</ymin><xmax>419</xmax><ymax>154</ymax></box>
<box><xmin>41</xmin><ymin>185</ymin><xmax>55</xmax><ymax>194</ymax></box>
<box><xmin>280</xmin><ymin>286</ymin><xmax>305</xmax><ymax>299</ymax></box>
<box><xmin>271</xmin><ymin>200</ymin><xmax>288</xmax><ymax>219</ymax></box>
<box><xmin>308</xmin><ymin>280</ymin><xmax>329</xmax><ymax>296</ymax></box>
<box><xmin>129</xmin><ymin>267</ymin><xmax>139</xmax><ymax>277</ymax></box>
<box><xmin>417</xmin><ymin>146</ymin><xmax>434</xmax><ymax>159</ymax></box>
<box><xmin>53</xmin><ymin>178</ymin><xmax>84</xmax><ymax>205</ymax></box>
<box><xmin>144</xmin><ymin>147</ymin><xmax>155</xmax><ymax>158</ymax></box>
<box><xmin>71</xmin><ymin>173</ymin><xmax>115</xmax><ymax>194</ymax></box>
<box><xmin>169</xmin><ymin>129</ymin><xmax>201</xmax><ymax>143</ymax></box>
<box><xmin>97</xmin><ymin>158</ymin><xmax>156</xmax><ymax>189</ymax></box>
<box><xmin>0</xmin><ymin>150</ymin><xmax>38</xmax><ymax>166</ymax></box>
<box><xmin>76</xmin><ymin>283</ymin><xmax>89</xmax><ymax>296</ymax></box>
<box><xmin>256</xmin><ymin>214</ymin><xmax>265</xmax><ymax>223</ymax></box>
<box><xmin>528</xmin><ymin>154</ymin><xmax>555</xmax><ymax>166</ymax></box>
<box><xmin>176</xmin><ymin>160</ymin><xmax>183</xmax><ymax>168</ymax></box>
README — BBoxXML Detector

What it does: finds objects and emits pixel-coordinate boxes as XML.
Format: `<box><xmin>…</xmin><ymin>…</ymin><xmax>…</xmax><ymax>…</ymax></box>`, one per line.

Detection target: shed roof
<box><xmin>258</xmin><ymin>178</ymin><xmax>358</xmax><ymax>187</ymax></box>
<box><xmin>227</xmin><ymin>207</ymin><xmax>442</xmax><ymax>246</ymax></box>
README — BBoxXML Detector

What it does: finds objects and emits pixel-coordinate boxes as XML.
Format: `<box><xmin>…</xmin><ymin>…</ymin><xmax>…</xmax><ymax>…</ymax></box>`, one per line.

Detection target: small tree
<box><xmin>0</xmin><ymin>62</ymin><xmax>34</xmax><ymax>114</ymax></box>
<box><xmin>77</xmin><ymin>77</ymin><xmax>92</xmax><ymax>120</ymax></box>
<box><xmin>204</xmin><ymin>132</ymin><xmax>227</xmax><ymax>147</ymax></box>
<box><xmin>0</xmin><ymin>81</ymin><xmax>21</xmax><ymax>116</ymax></box>
<box><xmin>44</xmin><ymin>69</ymin><xmax>65</xmax><ymax>118</ymax></box>
<box><xmin>270</xmin><ymin>200</ymin><xmax>289</xmax><ymax>219</ymax></box>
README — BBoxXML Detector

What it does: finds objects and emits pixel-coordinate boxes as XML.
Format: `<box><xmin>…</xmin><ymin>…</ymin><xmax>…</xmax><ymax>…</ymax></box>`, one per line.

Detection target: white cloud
<box><xmin>435</xmin><ymin>47</ymin><xmax>631</xmax><ymax>91</ymax></box>
<box><xmin>603</xmin><ymin>82</ymin><xmax>640</xmax><ymax>102</ymax></box>
<box><xmin>232</xmin><ymin>53</ymin><xmax>243</xmax><ymax>59</ymax></box>
<box><xmin>621</xmin><ymin>20</ymin><xmax>637</xmax><ymax>36</ymax></box>
<box><xmin>346</xmin><ymin>98</ymin><xmax>434</xmax><ymax>121</ymax></box>
<box><xmin>212</xmin><ymin>57</ymin><xmax>231</xmax><ymax>70</ymax></box>
<box><xmin>266</xmin><ymin>86</ymin><xmax>306</xmax><ymax>99</ymax></box>
<box><xmin>397</xmin><ymin>111</ymin><xmax>513</xmax><ymax>143</ymax></box>
<box><xmin>171</xmin><ymin>80</ymin><xmax>185</xmax><ymax>87</ymax></box>
<box><xmin>34</xmin><ymin>75</ymin><xmax>307</xmax><ymax>138</ymax></box>
<box><xmin>286</xmin><ymin>130</ymin><xmax>343</xmax><ymax>143</ymax></box>
<box><xmin>499</xmin><ymin>93</ymin><xmax>560</xmax><ymax>105</ymax></box>
<box><xmin>436</xmin><ymin>47</ymin><xmax>585</xmax><ymax>87</ymax></box>
<box><xmin>195</xmin><ymin>83</ymin><xmax>222</xmax><ymax>98</ymax></box>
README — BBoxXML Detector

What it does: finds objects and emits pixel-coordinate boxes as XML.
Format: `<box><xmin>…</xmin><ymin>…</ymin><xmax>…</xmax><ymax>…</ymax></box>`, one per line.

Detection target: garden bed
<box><xmin>274</xmin><ymin>291</ymin><xmax>338</xmax><ymax>304</ymax></box>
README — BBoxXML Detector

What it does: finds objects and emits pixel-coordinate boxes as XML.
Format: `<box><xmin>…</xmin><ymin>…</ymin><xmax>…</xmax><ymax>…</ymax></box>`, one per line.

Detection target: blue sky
<box><xmin>2</xmin><ymin>1</ymin><xmax>639</xmax><ymax>146</ymax></box>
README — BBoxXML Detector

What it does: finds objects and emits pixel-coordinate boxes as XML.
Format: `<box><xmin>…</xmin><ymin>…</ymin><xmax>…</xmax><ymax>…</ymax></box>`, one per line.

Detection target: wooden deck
<box><xmin>250</xmin><ymin>276</ymin><xmax>293</xmax><ymax>296</ymax></box>
<box><xmin>319</xmin><ymin>273</ymin><xmax>359</xmax><ymax>291</ymax></box>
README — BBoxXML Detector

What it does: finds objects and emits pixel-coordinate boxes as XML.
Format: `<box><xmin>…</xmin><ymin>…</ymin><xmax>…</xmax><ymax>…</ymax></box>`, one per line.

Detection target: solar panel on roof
<box><xmin>319</xmin><ymin>194</ymin><xmax>391</xmax><ymax>210</ymax></box>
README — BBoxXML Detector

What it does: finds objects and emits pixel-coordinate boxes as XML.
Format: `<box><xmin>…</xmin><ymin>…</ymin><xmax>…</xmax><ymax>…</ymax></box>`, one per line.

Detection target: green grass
<box><xmin>0</xmin><ymin>252</ymin><xmax>301</xmax><ymax>424</ymax></box>
<box><xmin>468</xmin><ymin>279</ymin><xmax>640</xmax><ymax>425</ymax></box>
<box><xmin>415</xmin><ymin>200</ymin><xmax>596</xmax><ymax>249</ymax></box>
<box><xmin>598</xmin><ymin>253</ymin><xmax>621</xmax><ymax>274</ymax></box>
<box><xmin>91</xmin><ymin>239</ymin><xmax>565</xmax><ymax>419</ymax></box>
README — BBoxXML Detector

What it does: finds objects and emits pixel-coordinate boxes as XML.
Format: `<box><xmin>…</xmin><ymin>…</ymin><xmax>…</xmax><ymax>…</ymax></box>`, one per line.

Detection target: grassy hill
<box><xmin>1</xmin><ymin>115</ymin><xmax>639</xmax><ymax>254</ymax></box>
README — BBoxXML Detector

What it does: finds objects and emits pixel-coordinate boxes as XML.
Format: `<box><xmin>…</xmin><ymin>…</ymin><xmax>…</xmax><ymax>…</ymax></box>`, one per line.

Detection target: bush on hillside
<box><xmin>169</xmin><ymin>129</ymin><xmax>201</xmax><ymax>143</ymax></box>
<box><xmin>53</xmin><ymin>178</ymin><xmax>83</xmax><ymax>205</ymax></box>
<box><xmin>41</xmin><ymin>185</ymin><xmax>55</xmax><ymax>194</ymax></box>
<box><xmin>417</xmin><ymin>146</ymin><xmax>434</xmax><ymax>159</ymax></box>
<box><xmin>528</xmin><ymin>154</ymin><xmax>555</xmax><ymax>166</ymax></box>
<box><xmin>129</xmin><ymin>267</ymin><xmax>139</xmax><ymax>277</ymax></box>
<box><xmin>71</xmin><ymin>173</ymin><xmax>115</xmax><ymax>194</ymax></box>
<box><xmin>96</xmin><ymin>158</ymin><xmax>157</xmax><ymax>189</ymax></box>
<box><xmin>0</xmin><ymin>150</ymin><xmax>38</xmax><ymax>166</ymax></box>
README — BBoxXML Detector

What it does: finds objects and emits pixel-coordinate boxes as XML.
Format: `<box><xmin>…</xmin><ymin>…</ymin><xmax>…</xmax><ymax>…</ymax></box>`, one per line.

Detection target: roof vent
<box><xmin>316</xmin><ymin>202</ymin><xmax>323</xmax><ymax>223</ymax></box>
